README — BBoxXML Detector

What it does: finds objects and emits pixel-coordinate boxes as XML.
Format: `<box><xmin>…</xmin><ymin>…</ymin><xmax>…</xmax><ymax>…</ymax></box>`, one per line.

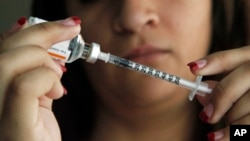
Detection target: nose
<box><xmin>113</xmin><ymin>0</ymin><xmax>160</xmax><ymax>34</ymax></box>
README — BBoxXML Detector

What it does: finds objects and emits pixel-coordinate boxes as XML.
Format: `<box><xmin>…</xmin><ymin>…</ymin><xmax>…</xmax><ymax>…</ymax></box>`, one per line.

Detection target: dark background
<box><xmin>0</xmin><ymin>0</ymin><xmax>31</xmax><ymax>33</ymax></box>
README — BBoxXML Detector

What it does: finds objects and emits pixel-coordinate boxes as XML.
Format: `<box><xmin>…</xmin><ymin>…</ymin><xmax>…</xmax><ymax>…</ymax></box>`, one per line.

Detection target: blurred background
<box><xmin>0</xmin><ymin>0</ymin><xmax>32</xmax><ymax>33</ymax></box>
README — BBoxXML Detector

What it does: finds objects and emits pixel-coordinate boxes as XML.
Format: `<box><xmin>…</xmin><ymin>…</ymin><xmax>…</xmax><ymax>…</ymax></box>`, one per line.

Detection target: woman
<box><xmin>0</xmin><ymin>0</ymin><xmax>249</xmax><ymax>141</ymax></box>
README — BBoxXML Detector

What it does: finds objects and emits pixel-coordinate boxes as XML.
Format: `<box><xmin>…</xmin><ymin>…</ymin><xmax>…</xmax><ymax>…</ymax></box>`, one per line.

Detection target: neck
<box><xmin>90</xmin><ymin>93</ymin><xmax>201</xmax><ymax>141</ymax></box>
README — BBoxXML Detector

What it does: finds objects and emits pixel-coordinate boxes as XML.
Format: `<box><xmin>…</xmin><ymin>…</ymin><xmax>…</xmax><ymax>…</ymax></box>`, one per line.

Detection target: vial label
<box><xmin>28</xmin><ymin>17</ymin><xmax>72</xmax><ymax>62</ymax></box>
<box><xmin>47</xmin><ymin>42</ymin><xmax>71</xmax><ymax>62</ymax></box>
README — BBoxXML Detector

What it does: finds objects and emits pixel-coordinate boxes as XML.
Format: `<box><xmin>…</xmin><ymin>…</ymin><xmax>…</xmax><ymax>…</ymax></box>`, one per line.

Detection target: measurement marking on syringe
<box><xmin>29</xmin><ymin>16</ymin><xmax>212</xmax><ymax>101</ymax></box>
<box><xmin>113</xmin><ymin>58</ymin><xmax>180</xmax><ymax>85</ymax></box>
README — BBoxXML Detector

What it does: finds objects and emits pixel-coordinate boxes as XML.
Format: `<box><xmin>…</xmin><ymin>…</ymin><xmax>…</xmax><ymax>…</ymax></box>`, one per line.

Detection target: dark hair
<box><xmin>31</xmin><ymin>0</ymin><xmax>248</xmax><ymax>140</ymax></box>
<box><xmin>211</xmin><ymin>0</ymin><xmax>248</xmax><ymax>53</ymax></box>
<box><xmin>32</xmin><ymin>0</ymin><xmax>67</xmax><ymax>20</ymax></box>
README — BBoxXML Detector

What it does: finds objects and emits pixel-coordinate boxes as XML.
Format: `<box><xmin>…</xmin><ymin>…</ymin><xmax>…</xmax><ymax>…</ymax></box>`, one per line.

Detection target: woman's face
<box><xmin>66</xmin><ymin>0</ymin><xmax>211</xmax><ymax>108</ymax></box>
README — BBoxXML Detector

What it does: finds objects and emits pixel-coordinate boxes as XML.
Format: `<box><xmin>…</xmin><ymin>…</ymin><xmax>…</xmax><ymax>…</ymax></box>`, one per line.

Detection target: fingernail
<box><xmin>199</xmin><ymin>103</ymin><xmax>213</xmax><ymax>122</ymax></box>
<box><xmin>60</xmin><ymin>65</ymin><xmax>67</xmax><ymax>73</ymax></box>
<box><xmin>17</xmin><ymin>16</ymin><xmax>27</xmax><ymax>25</ymax></box>
<box><xmin>207</xmin><ymin>130</ymin><xmax>224</xmax><ymax>141</ymax></box>
<box><xmin>187</xmin><ymin>59</ymin><xmax>207</xmax><ymax>73</ymax></box>
<box><xmin>60</xmin><ymin>16</ymin><xmax>81</xmax><ymax>26</ymax></box>
<box><xmin>10</xmin><ymin>16</ymin><xmax>27</xmax><ymax>32</ymax></box>
<box><xmin>63</xmin><ymin>87</ymin><xmax>68</xmax><ymax>95</ymax></box>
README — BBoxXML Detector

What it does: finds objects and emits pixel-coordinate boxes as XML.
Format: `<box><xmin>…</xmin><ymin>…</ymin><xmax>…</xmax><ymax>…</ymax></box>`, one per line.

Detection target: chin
<box><xmin>115</xmin><ymin>76</ymin><xmax>190</xmax><ymax>107</ymax></box>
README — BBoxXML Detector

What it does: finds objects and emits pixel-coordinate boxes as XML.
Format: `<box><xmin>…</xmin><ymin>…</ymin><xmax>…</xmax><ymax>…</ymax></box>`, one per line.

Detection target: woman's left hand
<box><xmin>188</xmin><ymin>46</ymin><xmax>250</xmax><ymax>141</ymax></box>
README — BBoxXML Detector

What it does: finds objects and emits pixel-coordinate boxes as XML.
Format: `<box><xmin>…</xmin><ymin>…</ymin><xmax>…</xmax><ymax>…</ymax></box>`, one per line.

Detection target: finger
<box><xmin>233</xmin><ymin>114</ymin><xmax>250</xmax><ymax>125</ymax></box>
<box><xmin>0</xmin><ymin>45</ymin><xmax>63</xmax><ymax>108</ymax></box>
<box><xmin>0</xmin><ymin>68</ymin><xmax>63</xmax><ymax>140</ymax></box>
<box><xmin>209</xmin><ymin>117</ymin><xmax>250</xmax><ymax>141</ymax></box>
<box><xmin>8</xmin><ymin>17</ymin><xmax>28</xmax><ymax>33</ymax></box>
<box><xmin>217</xmin><ymin>115</ymin><xmax>250</xmax><ymax>141</ymax></box>
<box><xmin>196</xmin><ymin>80</ymin><xmax>218</xmax><ymax>106</ymax></box>
<box><xmin>188</xmin><ymin>46</ymin><xmax>250</xmax><ymax>75</ymax></box>
<box><xmin>221</xmin><ymin>127</ymin><xmax>230</xmax><ymax>141</ymax></box>
<box><xmin>226</xmin><ymin>89</ymin><xmax>250</xmax><ymax>124</ymax></box>
<box><xmin>207</xmin><ymin>128</ymin><xmax>227</xmax><ymax>141</ymax></box>
<box><xmin>0</xmin><ymin>45</ymin><xmax>63</xmax><ymax>80</ymax></box>
<box><xmin>8</xmin><ymin>67</ymin><xmax>64</xmax><ymax>100</ymax></box>
<box><xmin>0</xmin><ymin>16</ymin><xmax>81</xmax><ymax>51</ymax></box>
<box><xmin>199</xmin><ymin>62</ymin><xmax>250</xmax><ymax>124</ymax></box>
<box><xmin>3</xmin><ymin>67</ymin><xmax>63</xmax><ymax>123</ymax></box>
<box><xmin>212</xmin><ymin>62</ymin><xmax>250</xmax><ymax>123</ymax></box>
<box><xmin>0</xmin><ymin>17</ymin><xmax>27</xmax><ymax>43</ymax></box>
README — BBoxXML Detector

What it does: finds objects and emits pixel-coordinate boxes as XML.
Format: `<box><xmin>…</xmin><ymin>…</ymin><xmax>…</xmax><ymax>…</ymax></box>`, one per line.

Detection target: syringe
<box><xmin>69</xmin><ymin>35</ymin><xmax>212</xmax><ymax>101</ymax></box>
<box><xmin>28</xmin><ymin>17</ymin><xmax>213</xmax><ymax>101</ymax></box>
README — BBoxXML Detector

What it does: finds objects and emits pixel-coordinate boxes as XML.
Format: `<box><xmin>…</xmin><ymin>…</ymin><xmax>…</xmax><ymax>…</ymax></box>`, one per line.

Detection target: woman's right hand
<box><xmin>0</xmin><ymin>16</ymin><xmax>81</xmax><ymax>141</ymax></box>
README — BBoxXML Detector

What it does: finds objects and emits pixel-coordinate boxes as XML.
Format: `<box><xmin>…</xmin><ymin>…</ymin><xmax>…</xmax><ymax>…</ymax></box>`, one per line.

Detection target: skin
<box><xmin>0</xmin><ymin>18</ymin><xmax>81</xmax><ymax>141</ymax></box>
<box><xmin>65</xmin><ymin>0</ymin><xmax>211</xmax><ymax>141</ymax></box>
<box><xmin>66</xmin><ymin>0</ymin><xmax>211</xmax><ymax>106</ymax></box>
<box><xmin>0</xmin><ymin>0</ymin><xmax>250</xmax><ymax>141</ymax></box>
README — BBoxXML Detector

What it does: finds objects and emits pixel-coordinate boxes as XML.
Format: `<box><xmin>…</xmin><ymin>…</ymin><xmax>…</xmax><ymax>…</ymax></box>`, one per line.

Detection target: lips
<box><xmin>124</xmin><ymin>45</ymin><xmax>170</xmax><ymax>62</ymax></box>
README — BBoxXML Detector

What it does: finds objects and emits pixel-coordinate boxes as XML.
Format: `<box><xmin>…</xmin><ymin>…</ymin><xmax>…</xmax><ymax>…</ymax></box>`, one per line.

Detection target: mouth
<box><xmin>124</xmin><ymin>45</ymin><xmax>171</xmax><ymax>63</ymax></box>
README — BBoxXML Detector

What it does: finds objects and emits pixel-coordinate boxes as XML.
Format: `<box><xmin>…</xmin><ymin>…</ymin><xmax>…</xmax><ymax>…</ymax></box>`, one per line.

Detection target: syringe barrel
<box><xmin>179</xmin><ymin>79</ymin><xmax>211</xmax><ymax>93</ymax></box>
<box><xmin>29</xmin><ymin>16</ymin><xmax>213</xmax><ymax>101</ymax></box>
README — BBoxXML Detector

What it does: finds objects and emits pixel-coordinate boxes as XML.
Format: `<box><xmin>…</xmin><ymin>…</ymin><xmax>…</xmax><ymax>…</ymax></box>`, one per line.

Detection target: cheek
<box><xmin>160</xmin><ymin>1</ymin><xmax>212</xmax><ymax>61</ymax></box>
<box><xmin>177</xmin><ymin>19</ymin><xmax>211</xmax><ymax>62</ymax></box>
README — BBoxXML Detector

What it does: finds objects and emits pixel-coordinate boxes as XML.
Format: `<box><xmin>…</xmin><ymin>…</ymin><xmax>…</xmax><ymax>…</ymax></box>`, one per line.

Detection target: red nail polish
<box><xmin>71</xmin><ymin>16</ymin><xmax>81</xmax><ymax>25</ymax></box>
<box><xmin>207</xmin><ymin>131</ymin><xmax>224</xmax><ymax>141</ymax></box>
<box><xmin>9</xmin><ymin>16</ymin><xmax>27</xmax><ymax>32</ymax></box>
<box><xmin>60</xmin><ymin>65</ymin><xmax>67</xmax><ymax>73</ymax></box>
<box><xmin>187</xmin><ymin>59</ymin><xmax>207</xmax><ymax>72</ymax></box>
<box><xmin>17</xmin><ymin>16</ymin><xmax>27</xmax><ymax>26</ymax></box>
<box><xmin>61</xmin><ymin>16</ymin><xmax>81</xmax><ymax>26</ymax></box>
<box><xmin>207</xmin><ymin>132</ymin><xmax>215</xmax><ymax>141</ymax></box>
<box><xmin>63</xmin><ymin>87</ymin><xmax>68</xmax><ymax>95</ymax></box>
<box><xmin>187</xmin><ymin>62</ymin><xmax>199</xmax><ymax>72</ymax></box>
<box><xmin>199</xmin><ymin>111</ymin><xmax>209</xmax><ymax>122</ymax></box>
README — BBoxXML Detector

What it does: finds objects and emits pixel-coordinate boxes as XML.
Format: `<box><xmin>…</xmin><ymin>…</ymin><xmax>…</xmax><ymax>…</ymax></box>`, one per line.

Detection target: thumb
<box><xmin>1</xmin><ymin>16</ymin><xmax>81</xmax><ymax>51</ymax></box>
